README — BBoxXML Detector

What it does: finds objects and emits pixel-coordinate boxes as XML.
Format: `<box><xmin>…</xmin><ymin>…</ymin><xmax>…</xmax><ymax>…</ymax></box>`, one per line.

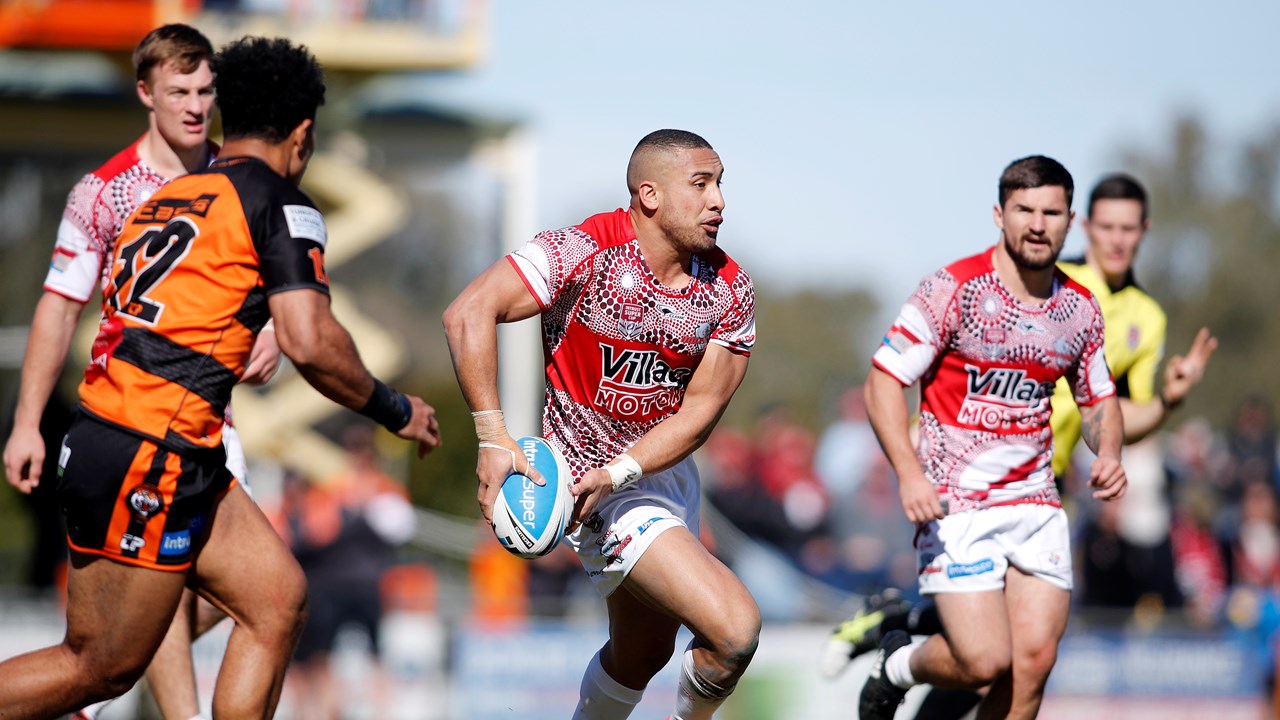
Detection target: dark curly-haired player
<box><xmin>2</xmin><ymin>24</ymin><xmax>286</xmax><ymax>720</ymax></box>
<box><xmin>0</xmin><ymin>36</ymin><xmax>440</xmax><ymax>719</ymax></box>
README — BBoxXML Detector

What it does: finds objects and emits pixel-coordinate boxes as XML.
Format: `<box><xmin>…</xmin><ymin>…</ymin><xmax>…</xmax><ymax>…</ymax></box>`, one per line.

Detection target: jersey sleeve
<box><xmin>710</xmin><ymin>269</ymin><xmax>756</xmax><ymax>356</ymax></box>
<box><xmin>872</xmin><ymin>269</ymin><xmax>955</xmax><ymax>385</ymax></box>
<box><xmin>1123</xmin><ymin>303</ymin><xmax>1167</xmax><ymax>403</ymax></box>
<box><xmin>508</xmin><ymin>227</ymin><xmax>585</xmax><ymax>311</ymax></box>
<box><xmin>43</xmin><ymin>175</ymin><xmax>108</xmax><ymax>303</ymax></box>
<box><xmin>1069</xmin><ymin>296</ymin><xmax>1117</xmax><ymax>407</ymax></box>
<box><xmin>251</xmin><ymin>188</ymin><xmax>331</xmax><ymax>296</ymax></box>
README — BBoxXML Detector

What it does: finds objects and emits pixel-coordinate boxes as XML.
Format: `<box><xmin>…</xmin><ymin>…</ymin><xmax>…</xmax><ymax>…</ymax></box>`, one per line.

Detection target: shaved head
<box><xmin>627</xmin><ymin>129</ymin><xmax>714</xmax><ymax>196</ymax></box>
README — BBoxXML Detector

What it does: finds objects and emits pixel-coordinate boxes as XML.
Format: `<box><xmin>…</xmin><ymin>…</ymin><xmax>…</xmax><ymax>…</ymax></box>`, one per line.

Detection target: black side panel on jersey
<box><xmin>234</xmin><ymin>286</ymin><xmax>271</xmax><ymax>333</ymax></box>
<box><xmin>114</xmin><ymin>328</ymin><xmax>237</xmax><ymax>414</ymax></box>
<box><xmin>217</xmin><ymin>157</ymin><xmax>331</xmax><ymax>297</ymax></box>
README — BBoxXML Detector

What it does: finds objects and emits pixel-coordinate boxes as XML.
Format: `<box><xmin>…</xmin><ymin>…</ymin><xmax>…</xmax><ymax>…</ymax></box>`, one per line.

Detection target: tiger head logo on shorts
<box><xmin>127</xmin><ymin>484</ymin><xmax>165</xmax><ymax>520</ymax></box>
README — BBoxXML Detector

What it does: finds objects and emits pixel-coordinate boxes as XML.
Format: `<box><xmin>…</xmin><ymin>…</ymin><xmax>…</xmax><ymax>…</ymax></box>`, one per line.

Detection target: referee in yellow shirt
<box><xmin>1050</xmin><ymin>174</ymin><xmax>1217</xmax><ymax>481</ymax></box>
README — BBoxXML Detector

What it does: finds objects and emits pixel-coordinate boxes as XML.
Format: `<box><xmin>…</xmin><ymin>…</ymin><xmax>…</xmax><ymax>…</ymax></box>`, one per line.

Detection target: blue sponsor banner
<box><xmin>1049</xmin><ymin>630</ymin><xmax>1261</xmax><ymax>697</ymax></box>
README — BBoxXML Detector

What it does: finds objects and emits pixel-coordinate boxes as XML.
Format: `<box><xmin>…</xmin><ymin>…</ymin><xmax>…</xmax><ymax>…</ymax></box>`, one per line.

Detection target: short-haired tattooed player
<box><xmin>856</xmin><ymin>156</ymin><xmax>1127</xmax><ymax>720</ymax></box>
<box><xmin>445</xmin><ymin>129</ymin><xmax>759</xmax><ymax>720</ymax></box>
<box><xmin>0</xmin><ymin>36</ymin><xmax>440</xmax><ymax>719</ymax></box>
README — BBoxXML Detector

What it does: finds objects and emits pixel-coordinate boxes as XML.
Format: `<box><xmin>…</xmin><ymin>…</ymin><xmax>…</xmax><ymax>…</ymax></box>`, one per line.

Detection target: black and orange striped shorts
<box><xmin>56</xmin><ymin>411</ymin><xmax>235</xmax><ymax>572</ymax></box>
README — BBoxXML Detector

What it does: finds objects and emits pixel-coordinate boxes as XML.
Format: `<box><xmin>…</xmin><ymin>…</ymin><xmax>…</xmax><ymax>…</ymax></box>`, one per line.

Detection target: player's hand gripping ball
<box><xmin>491</xmin><ymin>436</ymin><xmax>574</xmax><ymax>558</ymax></box>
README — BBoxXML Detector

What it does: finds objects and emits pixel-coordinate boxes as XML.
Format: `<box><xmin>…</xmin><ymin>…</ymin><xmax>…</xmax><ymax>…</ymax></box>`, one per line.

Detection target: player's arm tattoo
<box><xmin>1079</xmin><ymin>400</ymin><xmax>1119</xmax><ymax>455</ymax></box>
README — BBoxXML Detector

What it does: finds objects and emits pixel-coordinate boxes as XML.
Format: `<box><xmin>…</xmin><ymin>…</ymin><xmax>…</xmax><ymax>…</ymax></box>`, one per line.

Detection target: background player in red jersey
<box><xmin>857</xmin><ymin>156</ymin><xmax>1127</xmax><ymax>720</ymax></box>
<box><xmin>445</xmin><ymin>129</ymin><xmax>759</xmax><ymax>720</ymax></box>
<box><xmin>0</xmin><ymin>36</ymin><xmax>440</xmax><ymax>720</ymax></box>
<box><xmin>1</xmin><ymin>24</ymin><xmax>278</xmax><ymax>720</ymax></box>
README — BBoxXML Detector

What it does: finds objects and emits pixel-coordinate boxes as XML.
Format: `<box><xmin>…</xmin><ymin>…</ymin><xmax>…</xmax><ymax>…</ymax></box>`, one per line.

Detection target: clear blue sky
<box><xmin>415</xmin><ymin>0</ymin><xmax>1280</xmax><ymax>307</ymax></box>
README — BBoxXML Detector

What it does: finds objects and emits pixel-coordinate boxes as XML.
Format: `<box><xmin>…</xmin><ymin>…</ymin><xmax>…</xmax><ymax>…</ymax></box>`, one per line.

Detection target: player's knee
<box><xmin>248</xmin><ymin>561</ymin><xmax>308</xmax><ymax>646</ymax></box>
<box><xmin>1016</xmin><ymin>639</ymin><xmax>1059</xmax><ymax>683</ymax></box>
<box><xmin>958</xmin><ymin>651</ymin><xmax>1010</xmax><ymax>687</ymax></box>
<box><xmin>709</xmin><ymin>605</ymin><xmax>761</xmax><ymax>676</ymax></box>
<box><xmin>699</xmin><ymin>627</ymin><xmax>759</xmax><ymax>688</ymax></box>
<box><xmin>68</xmin><ymin>644</ymin><xmax>148</xmax><ymax>700</ymax></box>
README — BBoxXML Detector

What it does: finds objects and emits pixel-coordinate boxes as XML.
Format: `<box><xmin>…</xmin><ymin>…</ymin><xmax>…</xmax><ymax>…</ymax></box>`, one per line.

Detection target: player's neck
<box><xmin>992</xmin><ymin>245</ymin><xmax>1054</xmax><ymax>303</ymax></box>
<box><xmin>137</xmin><ymin>129</ymin><xmax>208</xmax><ymax>180</ymax></box>
<box><xmin>631</xmin><ymin>213</ymin><xmax>693</xmax><ymax>289</ymax></box>
<box><xmin>217</xmin><ymin>138</ymin><xmax>293</xmax><ymax>179</ymax></box>
<box><xmin>1083</xmin><ymin>249</ymin><xmax>1126</xmax><ymax>290</ymax></box>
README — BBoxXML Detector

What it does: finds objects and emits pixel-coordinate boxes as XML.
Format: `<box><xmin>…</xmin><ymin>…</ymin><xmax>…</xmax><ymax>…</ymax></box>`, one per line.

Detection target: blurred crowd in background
<box><xmin>8</xmin><ymin>384</ymin><xmax>1280</xmax><ymax>711</ymax></box>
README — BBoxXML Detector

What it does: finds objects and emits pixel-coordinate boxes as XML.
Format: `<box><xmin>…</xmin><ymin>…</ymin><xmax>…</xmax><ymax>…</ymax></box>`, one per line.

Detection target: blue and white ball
<box><xmin>491</xmin><ymin>436</ymin><xmax>574</xmax><ymax>558</ymax></box>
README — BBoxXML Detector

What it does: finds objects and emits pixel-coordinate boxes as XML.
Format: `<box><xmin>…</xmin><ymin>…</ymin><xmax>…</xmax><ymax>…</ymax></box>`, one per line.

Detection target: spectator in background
<box><xmin>1168</xmin><ymin>479</ymin><xmax>1228</xmax><ymax>627</ymax></box>
<box><xmin>1223</xmin><ymin>481</ymin><xmax>1280</xmax><ymax>590</ymax></box>
<box><xmin>1226</xmin><ymin>395</ymin><xmax>1278</xmax><ymax>503</ymax></box>
<box><xmin>278</xmin><ymin>424</ymin><xmax>418</xmax><ymax>720</ymax></box>
<box><xmin>815</xmin><ymin>388</ymin><xmax>880</xmax><ymax>524</ymax></box>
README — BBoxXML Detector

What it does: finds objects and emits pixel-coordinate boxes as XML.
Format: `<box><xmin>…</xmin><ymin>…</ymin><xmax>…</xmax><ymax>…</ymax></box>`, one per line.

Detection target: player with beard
<box><xmin>856</xmin><ymin>155</ymin><xmax>1127</xmax><ymax>720</ymax></box>
<box><xmin>445</xmin><ymin>129</ymin><xmax>759</xmax><ymax>719</ymax></box>
<box><xmin>824</xmin><ymin>173</ymin><xmax>1218</xmax><ymax>720</ymax></box>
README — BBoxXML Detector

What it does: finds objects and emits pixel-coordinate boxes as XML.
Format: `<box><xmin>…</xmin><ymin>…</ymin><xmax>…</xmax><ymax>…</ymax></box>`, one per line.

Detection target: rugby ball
<box><xmin>491</xmin><ymin>436</ymin><xmax>574</xmax><ymax>558</ymax></box>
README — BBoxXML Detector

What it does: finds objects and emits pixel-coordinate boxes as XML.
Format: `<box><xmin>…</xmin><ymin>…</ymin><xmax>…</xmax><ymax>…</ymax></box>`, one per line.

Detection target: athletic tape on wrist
<box><xmin>605</xmin><ymin>453</ymin><xmax>643</xmax><ymax>492</ymax></box>
<box><xmin>472</xmin><ymin>409</ymin><xmax>508</xmax><ymax>443</ymax></box>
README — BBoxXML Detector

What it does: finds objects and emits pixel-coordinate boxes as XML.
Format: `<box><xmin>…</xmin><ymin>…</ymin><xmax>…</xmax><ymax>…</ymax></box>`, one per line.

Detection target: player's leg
<box><xmin>974</xmin><ymin>568</ymin><xmax>1069</xmax><ymax>720</ymax></box>
<box><xmin>189</xmin><ymin>484</ymin><xmax>307</xmax><ymax>719</ymax></box>
<box><xmin>859</xmin><ymin>591</ymin><xmax>1010</xmax><ymax>720</ymax></box>
<box><xmin>573</xmin><ymin>585</ymin><xmax>682</xmax><ymax>719</ymax></box>
<box><xmin>143</xmin><ymin>587</ymin><xmax>204</xmax><ymax>720</ymax></box>
<box><xmin>820</xmin><ymin>588</ymin><xmax>913</xmax><ymax>678</ymax></box>
<box><xmin>624</xmin><ymin>527</ymin><xmax>761</xmax><ymax>720</ymax></box>
<box><xmin>0</xmin><ymin>552</ymin><xmax>187</xmax><ymax>717</ymax></box>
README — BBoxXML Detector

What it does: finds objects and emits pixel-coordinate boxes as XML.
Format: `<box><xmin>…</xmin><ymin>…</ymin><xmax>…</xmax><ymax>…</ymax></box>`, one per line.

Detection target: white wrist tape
<box><xmin>605</xmin><ymin>453</ymin><xmax>643</xmax><ymax>492</ymax></box>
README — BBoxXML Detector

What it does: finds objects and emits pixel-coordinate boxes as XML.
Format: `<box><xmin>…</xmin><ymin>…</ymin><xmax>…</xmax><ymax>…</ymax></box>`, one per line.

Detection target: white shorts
<box><xmin>916</xmin><ymin>503</ymin><xmax>1072</xmax><ymax>594</ymax></box>
<box><xmin>221</xmin><ymin>422</ymin><xmax>251</xmax><ymax>497</ymax></box>
<box><xmin>566</xmin><ymin>456</ymin><xmax>700</xmax><ymax>598</ymax></box>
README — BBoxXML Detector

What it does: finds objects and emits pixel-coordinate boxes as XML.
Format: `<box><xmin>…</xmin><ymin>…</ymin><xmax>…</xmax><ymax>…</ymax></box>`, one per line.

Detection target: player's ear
<box><xmin>638</xmin><ymin>179</ymin><xmax>660</xmax><ymax>212</ymax></box>
<box><xmin>136</xmin><ymin>79</ymin><xmax>155</xmax><ymax>111</ymax></box>
<box><xmin>992</xmin><ymin>202</ymin><xmax>1004</xmax><ymax>230</ymax></box>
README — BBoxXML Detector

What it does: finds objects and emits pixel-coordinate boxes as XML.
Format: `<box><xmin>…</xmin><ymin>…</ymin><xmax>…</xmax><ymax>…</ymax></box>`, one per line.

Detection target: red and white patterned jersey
<box><xmin>44</xmin><ymin>136</ymin><xmax>216</xmax><ymax>303</ymax></box>
<box><xmin>872</xmin><ymin>247</ymin><xmax>1114</xmax><ymax>512</ymax></box>
<box><xmin>509</xmin><ymin>208</ymin><xmax>756</xmax><ymax>478</ymax></box>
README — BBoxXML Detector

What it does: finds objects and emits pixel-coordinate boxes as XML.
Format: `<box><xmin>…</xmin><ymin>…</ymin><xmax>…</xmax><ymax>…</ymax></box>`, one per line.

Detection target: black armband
<box><xmin>360</xmin><ymin>379</ymin><xmax>412</xmax><ymax>432</ymax></box>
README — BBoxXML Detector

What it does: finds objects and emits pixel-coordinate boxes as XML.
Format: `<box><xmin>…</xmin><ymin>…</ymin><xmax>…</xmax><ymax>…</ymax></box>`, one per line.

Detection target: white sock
<box><xmin>886</xmin><ymin>639</ymin><xmax>926</xmax><ymax>689</ymax></box>
<box><xmin>672</xmin><ymin>647</ymin><xmax>734</xmax><ymax>720</ymax></box>
<box><xmin>572</xmin><ymin>650</ymin><xmax>644</xmax><ymax>720</ymax></box>
<box><xmin>76</xmin><ymin>698</ymin><xmax>113</xmax><ymax>720</ymax></box>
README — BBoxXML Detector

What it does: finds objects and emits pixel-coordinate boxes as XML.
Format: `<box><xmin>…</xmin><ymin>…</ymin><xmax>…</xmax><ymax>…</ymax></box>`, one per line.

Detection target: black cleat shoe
<box><xmin>820</xmin><ymin>588</ymin><xmax>911</xmax><ymax>679</ymax></box>
<box><xmin>858</xmin><ymin>629</ymin><xmax>913</xmax><ymax>720</ymax></box>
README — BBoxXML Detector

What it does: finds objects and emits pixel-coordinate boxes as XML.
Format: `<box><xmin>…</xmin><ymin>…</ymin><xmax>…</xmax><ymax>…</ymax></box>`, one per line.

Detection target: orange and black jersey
<box><xmin>80</xmin><ymin>156</ymin><xmax>330</xmax><ymax>452</ymax></box>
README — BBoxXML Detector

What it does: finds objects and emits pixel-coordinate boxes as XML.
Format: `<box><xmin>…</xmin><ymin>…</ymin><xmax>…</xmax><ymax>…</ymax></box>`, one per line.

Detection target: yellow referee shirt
<box><xmin>1050</xmin><ymin>258</ymin><xmax>1167</xmax><ymax>479</ymax></box>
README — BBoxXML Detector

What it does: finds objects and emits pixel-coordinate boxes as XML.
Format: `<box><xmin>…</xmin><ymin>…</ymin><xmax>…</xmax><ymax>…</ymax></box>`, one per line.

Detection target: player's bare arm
<box><xmin>269</xmin><ymin>288</ymin><xmax>440</xmax><ymax>456</ymax></box>
<box><xmin>1118</xmin><ymin>326</ymin><xmax>1218</xmax><ymax>442</ymax></box>
<box><xmin>442</xmin><ymin>259</ymin><xmax>544</xmax><ymax>523</ymax></box>
<box><xmin>864</xmin><ymin>365</ymin><xmax>944</xmax><ymax>524</ymax></box>
<box><xmin>570</xmin><ymin>342</ymin><xmax>749</xmax><ymax>526</ymax></box>
<box><xmin>3</xmin><ymin>291</ymin><xmax>87</xmax><ymax>493</ymax></box>
<box><xmin>1080</xmin><ymin>395</ymin><xmax>1126</xmax><ymax>501</ymax></box>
